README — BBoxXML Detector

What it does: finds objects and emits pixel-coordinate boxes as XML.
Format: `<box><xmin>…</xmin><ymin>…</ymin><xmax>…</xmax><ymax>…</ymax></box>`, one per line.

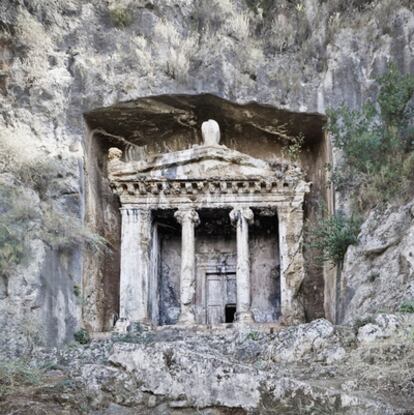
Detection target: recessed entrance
<box><xmin>225</xmin><ymin>304</ymin><xmax>236</xmax><ymax>323</ymax></box>
<box><xmin>153</xmin><ymin>207</ymin><xmax>283</xmax><ymax>325</ymax></box>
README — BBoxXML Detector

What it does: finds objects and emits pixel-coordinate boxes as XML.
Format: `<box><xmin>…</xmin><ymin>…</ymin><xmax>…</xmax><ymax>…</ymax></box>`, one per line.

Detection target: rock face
<box><xmin>2</xmin><ymin>317</ymin><xmax>414</xmax><ymax>414</ymax></box>
<box><xmin>0</xmin><ymin>0</ymin><xmax>413</xmax><ymax>352</ymax></box>
<box><xmin>339</xmin><ymin>202</ymin><xmax>414</xmax><ymax>322</ymax></box>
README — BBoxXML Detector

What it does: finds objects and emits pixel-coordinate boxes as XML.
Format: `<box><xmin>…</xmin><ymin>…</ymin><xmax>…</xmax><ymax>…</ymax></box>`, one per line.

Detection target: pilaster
<box><xmin>278</xmin><ymin>205</ymin><xmax>306</xmax><ymax>324</ymax></box>
<box><xmin>118</xmin><ymin>207</ymin><xmax>151</xmax><ymax>325</ymax></box>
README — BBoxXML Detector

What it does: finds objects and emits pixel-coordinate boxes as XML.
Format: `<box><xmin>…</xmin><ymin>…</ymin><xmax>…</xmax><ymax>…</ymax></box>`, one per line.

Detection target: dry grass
<box><xmin>14</xmin><ymin>8</ymin><xmax>53</xmax><ymax>83</ymax></box>
<box><xmin>0</xmin><ymin>138</ymin><xmax>107</xmax><ymax>281</ymax></box>
<box><xmin>349</xmin><ymin>334</ymin><xmax>414</xmax><ymax>409</ymax></box>
<box><xmin>269</xmin><ymin>14</ymin><xmax>296</xmax><ymax>52</ymax></box>
<box><xmin>40</xmin><ymin>203</ymin><xmax>107</xmax><ymax>252</ymax></box>
<box><xmin>0</xmin><ymin>360</ymin><xmax>43</xmax><ymax>399</ymax></box>
<box><xmin>131</xmin><ymin>36</ymin><xmax>153</xmax><ymax>78</ymax></box>
<box><xmin>227</xmin><ymin>12</ymin><xmax>250</xmax><ymax>41</ymax></box>
<box><xmin>153</xmin><ymin>20</ymin><xmax>198</xmax><ymax>82</ymax></box>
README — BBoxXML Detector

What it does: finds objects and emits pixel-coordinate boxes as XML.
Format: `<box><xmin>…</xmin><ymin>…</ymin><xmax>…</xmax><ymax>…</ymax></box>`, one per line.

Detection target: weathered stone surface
<box><xmin>2</xmin><ymin>317</ymin><xmax>414</xmax><ymax>414</ymax></box>
<box><xmin>357</xmin><ymin>314</ymin><xmax>401</xmax><ymax>344</ymax></box>
<box><xmin>339</xmin><ymin>202</ymin><xmax>414</xmax><ymax>323</ymax></box>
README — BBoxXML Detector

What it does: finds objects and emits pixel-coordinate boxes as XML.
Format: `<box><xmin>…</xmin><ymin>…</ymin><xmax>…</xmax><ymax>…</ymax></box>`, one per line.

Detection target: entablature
<box><xmin>111</xmin><ymin>177</ymin><xmax>309</xmax><ymax>208</ymax></box>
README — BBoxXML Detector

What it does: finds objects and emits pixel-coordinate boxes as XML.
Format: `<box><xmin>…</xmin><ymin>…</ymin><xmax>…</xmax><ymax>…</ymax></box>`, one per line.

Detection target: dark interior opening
<box><xmin>225</xmin><ymin>304</ymin><xmax>236</xmax><ymax>323</ymax></box>
<box><xmin>196</xmin><ymin>208</ymin><xmax>234</xmax><ymax>237</ymax></box>
<box><xmin>154</xmin><ymin>209</ymin><xmax>182</xmax><ymax>326</ymax></box>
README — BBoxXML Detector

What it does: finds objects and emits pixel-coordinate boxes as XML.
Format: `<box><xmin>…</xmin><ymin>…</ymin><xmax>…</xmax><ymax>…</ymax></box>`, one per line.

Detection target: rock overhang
<box><xmin>83</xmin><ymin>93</ymin><xmax>327</xmax><ymax>148</ymax></box>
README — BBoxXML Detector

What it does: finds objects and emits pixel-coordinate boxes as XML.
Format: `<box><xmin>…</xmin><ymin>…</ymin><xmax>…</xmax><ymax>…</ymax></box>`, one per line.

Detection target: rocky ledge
<box><xmin>1</xmin><ymin>316</ymin><xmax>414</xmax><ymax>415</ymax></box>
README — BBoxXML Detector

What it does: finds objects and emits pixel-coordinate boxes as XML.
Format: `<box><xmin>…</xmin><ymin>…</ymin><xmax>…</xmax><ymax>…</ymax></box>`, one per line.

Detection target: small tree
<box><xmin>306</xmin><ymin>211</ymin><xmax>361</xmax><ymax>266</ymax></box>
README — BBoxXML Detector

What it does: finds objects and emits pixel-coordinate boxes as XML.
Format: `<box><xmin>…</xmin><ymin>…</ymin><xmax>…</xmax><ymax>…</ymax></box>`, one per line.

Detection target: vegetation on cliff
<box><xmin>0</xmin><ymin>144</ymin><xmax>106</xmax><ymax>282</ymax></box>
<box><xmin>308</xmin><ymin>65</ymin><xmax>414</xmax><ymax>265</ymax></box>
<box><xmin>328</xmin><ymin>64</ymin><xmax>414</xmax><ymax>212</ymax></box>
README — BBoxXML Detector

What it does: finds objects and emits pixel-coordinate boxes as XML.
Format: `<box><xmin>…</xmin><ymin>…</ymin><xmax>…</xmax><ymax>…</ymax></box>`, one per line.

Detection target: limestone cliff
<box><xmin>1</xmin><ymin>0</ymin><xmax>413</xmax><ymax>351</ymax></box>
<box><xmin>1</xmin><ymin>1</ymin><xmax>414</xmax><ymax>412</ymax></box>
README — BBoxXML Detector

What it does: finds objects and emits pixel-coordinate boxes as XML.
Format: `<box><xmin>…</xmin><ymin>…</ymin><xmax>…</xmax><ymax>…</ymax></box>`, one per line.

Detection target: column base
<box><xmin>235</xmin><ymin>311</ymin><xmax>255</xmax><ymax>323</ymax></box>
<box><xmin>113</xmin><ymin>318</ymin><xmax>130</xmax><ymax>333</ymax></box>
<box><xmin>279</xmin><ymin>312</ymin><xmax>305</xmax><ymax>326</ymax></box>
<box><xmin>177</xmin><ymin>309</ymin><xmax>196</xmax><ymax>326</ymax></box>
<box><xmin>113</xmin><ymin>318</ymin><xmax>153</xmax><ymax>333</ymax></box>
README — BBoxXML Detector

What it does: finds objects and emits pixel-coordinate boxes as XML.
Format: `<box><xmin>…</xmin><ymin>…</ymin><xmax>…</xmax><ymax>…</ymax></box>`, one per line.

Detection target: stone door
<box><xmin>206</xmin><ymin>272</ymin><xmax>236</xmax><ymax>324</ymax></box>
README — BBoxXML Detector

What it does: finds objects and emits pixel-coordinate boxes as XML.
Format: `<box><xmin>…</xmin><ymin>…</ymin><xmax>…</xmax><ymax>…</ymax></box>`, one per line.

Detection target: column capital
<box><xmin>120</xmin><ymin>206</ymin><xmax>138</xmax><ymax>213</ymax></box>
<box><xmin>174</xmin><ymin>208</ymin><xmax>200</xmax><ymax>226</ymax></box>
<box><xmin>229</xmin><ymin>207</ymin><xmax>254</xmax><ymax>225</ymax></box>
<box><xmin>120</xmin><ymin>207</ymin><xmax>151</xmax><ymax>223</ymax></box>
<box><xmin>277</xmin><ymin>205</ymin><xmax>304</xmax><ymax>216</ymax></box>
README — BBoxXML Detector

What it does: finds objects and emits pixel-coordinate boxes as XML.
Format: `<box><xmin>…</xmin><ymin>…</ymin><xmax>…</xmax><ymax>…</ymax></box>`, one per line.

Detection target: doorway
<box><xmin>205</xmin><ymin>271</ymin><xmax>236</xmax><ymax>324</ymax></box>
<box><xmin>225</xmin><ymin>304</ymin><xmax>236</xmax><ymax>323</ymax></box>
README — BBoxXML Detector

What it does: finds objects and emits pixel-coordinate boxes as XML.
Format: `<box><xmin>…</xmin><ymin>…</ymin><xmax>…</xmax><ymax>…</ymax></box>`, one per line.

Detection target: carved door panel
<box><xmin>206</xmin><ymin>272</ymin><xmax>237</xmax><ymax>324</ymax></box>
<box><xmin>206</xmin><ymin>274</ymin><xmax>225</xmax><ymax>324</ymax></box>
<box><xmin>226</xmin><ymin>274</ymin><xmax>236</xmax><ymax>304</ymax></box>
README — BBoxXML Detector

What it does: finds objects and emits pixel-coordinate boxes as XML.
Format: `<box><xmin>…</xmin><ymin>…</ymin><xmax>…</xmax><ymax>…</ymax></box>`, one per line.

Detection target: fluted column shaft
<box><xmin>119</xmin><ymin>207</ymin><xmax>151</xmax><ymax>322</ymax></box>
<box><xmin>174</xmin><ymin>208</ymin><xmax>200</xmax><ymax>324</ymax></box>
<box><xmin>230</xmin><ymin>207</ymin><xmax>254</xmax><ymax>322</ymax></box>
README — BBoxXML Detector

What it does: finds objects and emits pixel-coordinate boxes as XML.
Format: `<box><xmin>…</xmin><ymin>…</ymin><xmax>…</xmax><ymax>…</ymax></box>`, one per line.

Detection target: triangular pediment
<box><xmin>108</xmin><ymin>144</ymin><xmax>288</xmax><ymax>181</ymax></box>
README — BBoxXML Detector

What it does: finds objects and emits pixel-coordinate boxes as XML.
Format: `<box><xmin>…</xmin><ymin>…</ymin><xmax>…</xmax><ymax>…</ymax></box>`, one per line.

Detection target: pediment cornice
<box><xmin>108</xmin><ymin>144</ymin><xmax>293</xmax><ymax>181</ymax></box>
<box><xmin>107</xmin><ymin>119</ymin><xmax>310</xmax><ymax>208</ymax></box>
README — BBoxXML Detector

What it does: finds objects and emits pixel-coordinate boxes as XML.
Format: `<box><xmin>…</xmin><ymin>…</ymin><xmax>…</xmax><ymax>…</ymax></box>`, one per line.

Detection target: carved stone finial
<box><xmin>201</xmin><ymin>119</ymin><xmax>220</xmax><ymax>146</ymax></box>
<box><xmin>108</xmin><ymin>147</ymin><xmax>123</xmax><ymax>162</ymax></box>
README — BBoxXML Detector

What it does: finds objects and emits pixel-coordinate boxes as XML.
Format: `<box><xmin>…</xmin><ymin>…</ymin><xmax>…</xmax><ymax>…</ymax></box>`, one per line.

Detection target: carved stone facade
<box><xmin>108</xmin><ymin>120</ymin><xmax>310</xmax><ymax>328</ymax></box>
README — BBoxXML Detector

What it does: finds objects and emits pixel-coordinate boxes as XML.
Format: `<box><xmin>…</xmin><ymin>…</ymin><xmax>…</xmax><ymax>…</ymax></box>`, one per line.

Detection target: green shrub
<box><xmin>282</xmin><ymin>132</ymin><xmax>305</xmax><ymax>161</ymax></box>
<box><xmin>399</xmin><ymin>301</ymin><xmax>414</xmax><ymax>313</ymax></box>
<box><xmin>306</xmin><ymin>211</ymin><xmax>361</xmax><ymax>265</ymax></box>
<box><xmin>109</xmin><ymin>7</ymin><xmax>133</xmax><ymax>28</ymax></box>
<box><xmin>0</xmin><ymin>182</ymin><xmax>106</xmax><ymax>279</ymax></box>
<box><xmin>327</xmin><ymin>64</ymin><xmax>414</xmax><ymax>212</ymax></box>
<box><xmin>74</xmin><ymin>328</ymin><xmax>90</xmax><ymax>345</ymax></box>
<box><xmin>246</xmin><ymin>331</ymin><xmax>260</xmax><ymax>341</ymax></box>
<box><xmin>73</xmin><ymin>284</ymin><xmax>81</xmax><ymax>297</ymax></box>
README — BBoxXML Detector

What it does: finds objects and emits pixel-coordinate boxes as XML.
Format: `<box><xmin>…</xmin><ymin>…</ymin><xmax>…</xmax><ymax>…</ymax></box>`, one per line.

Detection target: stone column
<box><xmin>119</xmin><ymin>207</ymin><xmax>151</xmax><ymax>324</ymax></box>
<box><xmin>230</xmin><ymin>207</ymin><xmax>254</xmax><ymax>323</ymax></box>
<box><xmin>174</xmin><ymin>208</ymin><xmax>200</xmax><ymax>324</ymax></box>
<box><xmin>278</xmin><ymin>205</ymin><xmax>306</xmax><ymax>324</ymax></box>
